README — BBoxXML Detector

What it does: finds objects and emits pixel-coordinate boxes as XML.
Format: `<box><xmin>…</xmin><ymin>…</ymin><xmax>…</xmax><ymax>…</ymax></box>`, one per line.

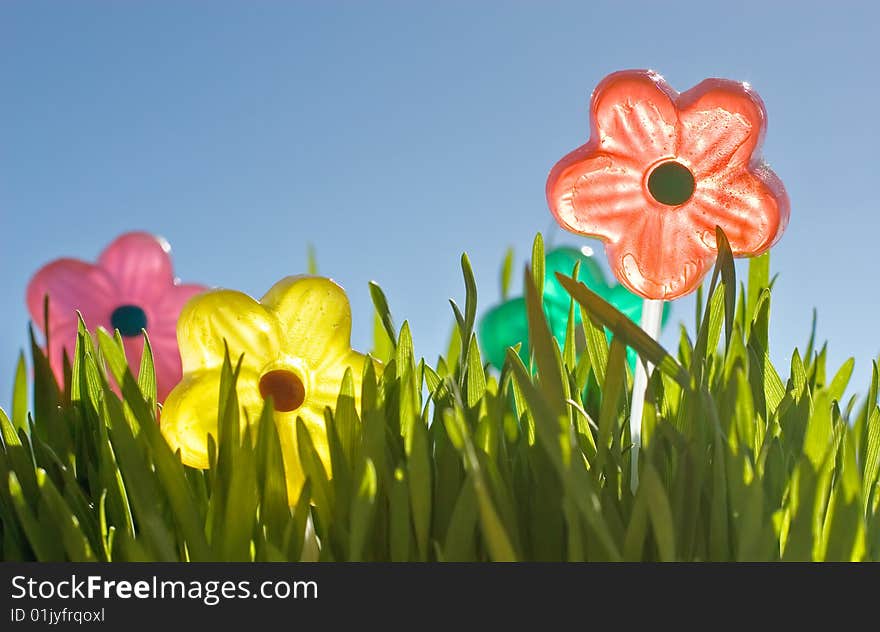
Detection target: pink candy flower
<box><xmin>26</xmin><ymin>232</ymin><xmax>206</xmax><ymax>401</ymax></box>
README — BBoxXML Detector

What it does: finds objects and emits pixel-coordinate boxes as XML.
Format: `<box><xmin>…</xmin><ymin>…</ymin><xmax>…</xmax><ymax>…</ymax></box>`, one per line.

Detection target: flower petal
<box><xmin>176</xmin><ymin>289</ymin><xmax>282</xmax><ymax>374</ymax></box>
<box><xmin>272</xmin><ymin>351</ymin><xmax>368</xmax><ymax>499</ymax></box>
<box><xmin>606</xmin><ymin>210</ymin><xmax>715</xmax><ymax>300</ymax></box>
<box><xmin>290</xmin><ymin>350</ymin><xmax>367</xmax><ymax>494</ymax></box>
<box><xmin>478</xmin><ymin>298</ymin><xmax>529</xmax><ymax>370</ymax></box>
<box><xmin>27</xmin><ymin>259</ymin><xmax>117</xmax><ymax>332</ymax></box>
<box><xmin>229</xmin><ymin>359</ymin><xmax>363</xmax><ymax>501</ymax></box>
<box><xmin>677</xmin><ymin>79</ymin><xmax>766</xmax><ymax>178</ymax></box>
<box><xmin>306</xmin><ymin>350</ymin><xmax>368</xmax><ymax>405</ymax></box>
<box><xmin>160</xmin><ymin>368</ymin><xmax>264</xmax><ymax>469</ymax></box>
<box><xmin>261</xmin><ymin>276</ymin><xmax>353</xmax><ymax>371</ymax></box>
<box><xmin>120</xmin><ymin>334</ymin><xmax>146</xmax><ymax>379</ymax></box>
<box><xmin>146</xmin><ymin>334</ymin><xmax>185</xmax><ymax>403</ymax></box>
<box><xmin>153</xmin><ymin>283</ymin><xmax>208</xmax><ymax>328</ymax></box>
<box><xmin>141</xmin><ymin>283</ymin><xmax>206</xmax><ymax>400</ymax></box>
<box><xmin>546</xmin><ymin>152</ymin><xmax>647</xmax><ymax>241</ymax></box>
<box><xmin>97</xmin><ymin>232</ymin><xmax>175</xmax><ymax>303</ymax></box>
<box><xmin>687</xmin><ymin>164</ymin><xmax>790</xmax><ymax>256</ymax></box>
<box><xmin>274</xmin><ymin>406</ymin><xmax>330</xmax><ymax>502</ymax></box>
<box><xmin>591</xmin><ymin>69</ymin><xmax>678</xmax><ymax>163</ymax></box>
<box><xmin>543</xmin><ymin>247</ymin><xmax>610</xmax><ymax>308</ymax></box>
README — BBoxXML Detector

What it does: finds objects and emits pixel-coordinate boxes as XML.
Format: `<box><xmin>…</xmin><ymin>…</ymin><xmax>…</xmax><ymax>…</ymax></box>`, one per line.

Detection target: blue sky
<box><xmin>1</xmin><ymin>1</ymin><xmax>878</xmax><ymax>403</ymax></box>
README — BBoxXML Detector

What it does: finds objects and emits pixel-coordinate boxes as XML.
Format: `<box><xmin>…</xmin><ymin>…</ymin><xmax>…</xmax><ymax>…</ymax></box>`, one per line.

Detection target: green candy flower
<box><xmin>478</xmin><ymin>247</ymin><xmax>670</xmax><ymax>370</ymax></box>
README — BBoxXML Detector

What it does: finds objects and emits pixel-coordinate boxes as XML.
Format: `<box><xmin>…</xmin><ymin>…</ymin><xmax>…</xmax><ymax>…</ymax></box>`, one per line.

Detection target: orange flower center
<box><xmin>647</xmin><ymin>160</ymin><xmax>695</xmax><ymax>206</ymax></box>
<box><xmin>258</xmin><ymin>369</ymin><xmax>306</xmax><ymax>412</ymax></box>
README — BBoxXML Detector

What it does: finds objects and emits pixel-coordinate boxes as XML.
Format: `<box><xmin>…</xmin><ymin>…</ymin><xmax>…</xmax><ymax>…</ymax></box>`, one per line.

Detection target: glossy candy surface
<box><xmin>478</xmin><ymin>247</ymin><xmax>669</xmax><ymax>370</ymax></box>
<box><xmin>160</xmin><ymin>275</ymin><xmax>373</xmax><ymax>501</ymax></box>
<box><xmin>26</xmin><ymin>232</ymin><xmax>206</xmax><ymax>401</ymax></box>
<box><xmin>546</xmin><ymin>70</ymin><xmax>789</xmax><ymax>300</ymax></box>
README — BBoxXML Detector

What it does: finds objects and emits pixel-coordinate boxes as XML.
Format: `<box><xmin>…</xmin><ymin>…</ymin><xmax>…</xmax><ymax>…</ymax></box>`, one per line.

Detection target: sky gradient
<box><xmin>1</xmin><ymin>1</ymin><xmax>878</xmax><ymax>404</ymax></box>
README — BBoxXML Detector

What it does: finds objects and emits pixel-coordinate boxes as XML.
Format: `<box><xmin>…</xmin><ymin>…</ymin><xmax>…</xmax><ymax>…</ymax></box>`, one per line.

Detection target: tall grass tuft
<box><xmin>1</xmin><ymin>233</ymin><xmax>878</xmax><ymax>561</ymax></box>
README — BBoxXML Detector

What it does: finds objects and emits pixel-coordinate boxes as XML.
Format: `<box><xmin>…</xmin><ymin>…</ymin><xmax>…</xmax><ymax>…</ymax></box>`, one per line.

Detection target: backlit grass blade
<box><xmin>105</xmin><ymin>394</ymin><xmax>178</xmax><ymax>561</ymax></box>
<box><xmin>639</xmin><ymin>462</ymin><xmax>676</xmax><ymax>562</ymax></box>
<box><xmin>443</xmin><ymin>477</ymin><xmax>479</xmax><ymax>561</ymax></box>
<box><xmin>349</xmin><ymin>458</ymin><xmax>378</xmax><ymax>562</ymax></box>
<box><xmin>285</xmin><ymin>481</ymin><xmax>312</xmax><ymax>562</ymax></box>
<box><xmin>255</xmin><ymin>401</ymin><xmax>290</xmax><ymax>546</ymax></box>
<box><xmin>714</xmin><ymin>227</ymin><xmax>736</xmax><ymax>348</ymax></box>
<box><xmin>500</xmin><ymin>246</ymin><xmax>514</xmax><ymax>301</ymax></box>
<box><xmin>820</xmin><ymin>430</ymin><xmax>865</xmax><ymax>561</ymax></box>
<box><xmin>862</xmin><ymin>406</ymin><xmax>880</xmax><ymax>515</ymax></box>
<box><xmin>369</xmin><ymin>281</ymin><xmax>397</xmax><ymax>348</ymax></box>
<box><xmin>596</xmin><ymin>337</ymin><xmax>627</xmax><ymax>477</ymax></box>
<box><xmin>581</xmin><ymin>304</ymin><xmax>609</xmax><ymax>390</ymax></box>
<box><xmin>12</xmin><ymin>352</ymin><xmax>28</xmax><ymax>433</ymax></box>
<box><xmin>507</xmin><ymin>351</ymin><xmax>622</xmax><ymax>560</ymax></box>
<box><xmin>465</xmin><ymin>335</ymin><xmax>487</xmax><ymax>409</ymax></box>
<box><xmin>35</xmin><ymin>467</ymin><xmax>96</xmax><ymax>561</ymax></box>
<box><xmin>525</xmin><ymin>268</ymin><xmax>565</xmax><ymax>411</ymax></box>
<box><xmin>137</xmin><ymin>334</ymin><xmax>157</xmax><ymax>408</ymax></box>
<box><xmin>8</xmin><ymin>471</ymin><xmax>65</xmax><ymax>560</ymax></box>
<box><xmin>531</xmin><ymin>233</ymin><xmax>545</xmax><ymax>300</ymax></box>
<box><xmin>828</xmin><ymin>358</ymin><xmax>855</xmax><ymax>403</ymax></box>
<box><xmin>389</xmin><ymin>466</ymin><xmax>412</xmax><ymax>562</ymax></box>
<box><xmin>307</xmin><ymin>243</ymin><xmax>318</xmax><ymax>275</ymax></box>
<box><xmin>556</xmin><ymin>272</ymin><xmax>690</xmax><ymax>389</ymax></box>
<box><xmin>296</xmin><ymin>417</ymin><xmax>334</xmax><ymax>535</ymax></box>
<box><xmin>407</xmin><ymin>414</ymin><xmax>432</xmax><ymax>561</ymax></box>
<box><xmin>443</xmin><ymin>408</ymin><xmax>518</xmax><ymax>562</ymax></box>
<box><xmin>461</xmin><ymin>253</ymin><xmax>478</xmax><ymax>346</ymax></box>
<box><xmin>746</xmin><ymin>252</ymin><xmax>770</xmax><ymax>336</ymax></box>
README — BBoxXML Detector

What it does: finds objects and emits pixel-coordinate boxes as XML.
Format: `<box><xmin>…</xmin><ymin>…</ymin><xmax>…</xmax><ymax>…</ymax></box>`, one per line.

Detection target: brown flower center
<box><xmin>647</xmin><ymin>160</ymin><xmax>695</xmax><ymax>206</ymax></box>
<box><xmin>259</xmin><ymin>369</ymin><xmax>306</xmax><ymax>412</ymax></box>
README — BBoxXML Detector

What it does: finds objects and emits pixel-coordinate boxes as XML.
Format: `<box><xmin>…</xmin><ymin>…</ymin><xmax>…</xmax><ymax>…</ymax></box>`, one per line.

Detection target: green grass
<box><xmin>1</xmin><ymin>232</ymin><xmax>878</xmax><ymax>561</ymax></box>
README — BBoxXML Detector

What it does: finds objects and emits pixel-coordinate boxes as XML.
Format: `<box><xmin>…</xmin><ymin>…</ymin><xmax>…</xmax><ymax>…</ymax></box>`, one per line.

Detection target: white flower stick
<box><xmin>629</xmin><ymin>298</ymin><xmax>664</xmax><ymax>492</ymax></box>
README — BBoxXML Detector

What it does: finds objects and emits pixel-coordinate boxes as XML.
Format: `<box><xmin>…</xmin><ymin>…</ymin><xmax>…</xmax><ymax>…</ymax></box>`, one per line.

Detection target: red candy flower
<box><xmin>546</xmin><ymin>69</ymin><xmax>789</xmax><ymax>300</ymax></box>
<box><xmin>26</xmin><ymin>232</ymin><xmax>206</xmax><ymax>401</ymax></box>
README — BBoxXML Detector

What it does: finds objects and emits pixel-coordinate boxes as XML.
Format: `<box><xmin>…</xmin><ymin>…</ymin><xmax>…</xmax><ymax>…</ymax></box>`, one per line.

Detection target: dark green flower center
<box><xmin>259</xmin><ymin>370</ymin><xmax>306</xmax><ymax>412</ymax></box>
<box><xmin>647</xmin><ymin>160</ymin><xmax>695</xmax><ymax>206</ymax></box>
<box><xmin>111</xmin><ymin>305</ymin><xmax>148</xmax><ymax>338</ymax></box>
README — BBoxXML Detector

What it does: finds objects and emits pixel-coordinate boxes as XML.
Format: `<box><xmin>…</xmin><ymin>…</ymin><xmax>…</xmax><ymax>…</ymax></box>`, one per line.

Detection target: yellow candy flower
<box><xmin>161</xmin><ymin>275</ymin><xmax>370</xmax><ymax>500</ymax></box>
